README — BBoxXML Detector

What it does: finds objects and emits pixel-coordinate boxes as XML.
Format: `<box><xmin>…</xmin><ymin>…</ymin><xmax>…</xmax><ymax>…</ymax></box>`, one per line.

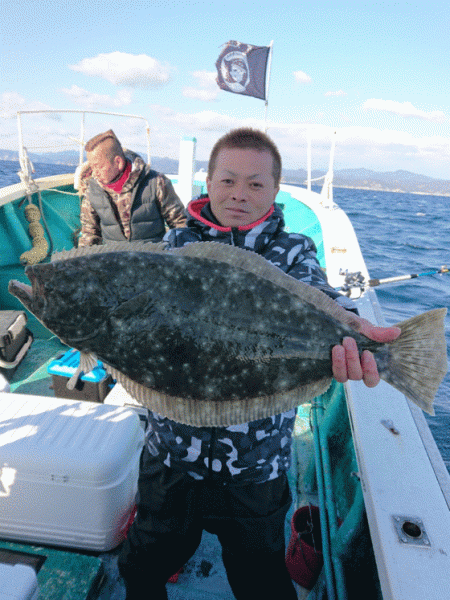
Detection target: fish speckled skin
<box><xmin>8</xmin><ymin>241</ymin><xmax>448</xmax><ymax>425</ymax></box>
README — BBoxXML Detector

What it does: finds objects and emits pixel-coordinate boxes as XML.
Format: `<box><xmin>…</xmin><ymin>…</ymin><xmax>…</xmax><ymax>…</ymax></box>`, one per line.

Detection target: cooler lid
<box><xmin>0</xmin><ymin>393</ymin><xmax>144</xmax><ymax>486</ymax></box>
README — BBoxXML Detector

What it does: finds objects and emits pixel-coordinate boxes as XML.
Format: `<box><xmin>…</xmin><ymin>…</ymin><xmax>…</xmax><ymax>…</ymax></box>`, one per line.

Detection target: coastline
<box><xmin>283</xmin><ymin>181</ymin><xmax>450</xmax><ymax>197</ymax></box>
<box><xmin>2</xmin><ymin>157</ymin><xmax>450</xmax><ymax>197</ymax></box>
<box><xmin>332</xmin><ymin>185</ymin><xmax>450</xmax><ymax>197</ymax></box>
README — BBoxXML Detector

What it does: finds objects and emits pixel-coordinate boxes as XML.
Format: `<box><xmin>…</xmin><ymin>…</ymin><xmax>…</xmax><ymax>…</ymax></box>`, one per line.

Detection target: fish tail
<box><xmin>378</xmin><ymin>308</ymin><xmax>448</xmax><ymax>415</ymax></box>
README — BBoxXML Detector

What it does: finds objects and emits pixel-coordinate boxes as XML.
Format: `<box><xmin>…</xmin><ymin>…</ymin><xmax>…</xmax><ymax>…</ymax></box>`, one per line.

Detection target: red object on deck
<box><xmin>285</xmin><ymin>505</ymin><xmax>324</xmax><ymax>590</ymax></box>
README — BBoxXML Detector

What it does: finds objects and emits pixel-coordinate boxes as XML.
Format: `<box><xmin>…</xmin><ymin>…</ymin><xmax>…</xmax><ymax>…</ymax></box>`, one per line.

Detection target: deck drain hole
<box><xmin>402</xmin><ymin>521</ymin><xmax>422</xmax><ymax>539</ymax></box>
<box><xmin>393</xmin><ymin>515</ymin><xmax>430</xmax><ymax>546</ymax></box>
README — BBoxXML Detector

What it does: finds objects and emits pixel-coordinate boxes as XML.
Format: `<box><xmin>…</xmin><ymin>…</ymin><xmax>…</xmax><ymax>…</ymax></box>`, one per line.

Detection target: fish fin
<box><xmin>79</xmin><ymin>351</ymin><xmax>99</xmax><ymax>373</ymax></box>
<box><xmin>171</xmin><ymin>242</ymin><xmax>361</xmax><ymax>332</ymax></box>
<box><xmin>51</xmin><ymin>241</ymin><xmax>167</xmax><ymax>262</ymax></box>
<box><xmin>102</xmin><ymin>363</ymin><xmax>332</xmax><ymax>427</ymax></box>
<box><xmin>66</xmin><ymin>351</ymin><xmax>98</xmax><ymax>390</ymax></box>
<box><xmin>380</xmin><ymin>308</ymin><xmax>448</xmax><ymax>415</ymax></box>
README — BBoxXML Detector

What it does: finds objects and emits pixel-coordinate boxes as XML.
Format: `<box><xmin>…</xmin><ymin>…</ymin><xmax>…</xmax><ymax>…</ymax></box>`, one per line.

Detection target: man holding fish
<box><xmin>11</xmin><ymin>126</ymin><xmax>445</xmax><ymax>597</ymax></box>
<box><xmin>116</xmin><ymin>128</ymin><xmax>401</xmax><ymax>599</ymax></box>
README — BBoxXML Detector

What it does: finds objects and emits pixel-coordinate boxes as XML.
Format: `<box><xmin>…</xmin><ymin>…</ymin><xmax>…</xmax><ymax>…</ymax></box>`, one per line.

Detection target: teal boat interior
<box><xmin>0</xmin><ymin>177</ymin><xmax>380</xmax><ymax>600</ymax></box>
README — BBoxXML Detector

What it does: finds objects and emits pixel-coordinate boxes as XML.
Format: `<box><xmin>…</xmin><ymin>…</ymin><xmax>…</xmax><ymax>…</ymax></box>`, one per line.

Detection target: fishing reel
<box><xmin>338</xmin><ymin>269</ymin><xmax>366</xmax><ymax>296</ymax></box>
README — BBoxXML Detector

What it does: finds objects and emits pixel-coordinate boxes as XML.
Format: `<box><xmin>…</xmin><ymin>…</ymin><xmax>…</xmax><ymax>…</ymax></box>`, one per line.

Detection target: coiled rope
<box><xmin>17</xmin><ymin>153</ymin><xmax>53</xmax><ymax>265</ymax></box>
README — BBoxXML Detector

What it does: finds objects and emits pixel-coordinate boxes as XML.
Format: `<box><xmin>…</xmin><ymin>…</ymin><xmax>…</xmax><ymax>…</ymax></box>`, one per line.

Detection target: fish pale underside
<box><xmin>9</xmin><ymin>241</ymin><xmax>448</xmax><ymax>426</ymax></box>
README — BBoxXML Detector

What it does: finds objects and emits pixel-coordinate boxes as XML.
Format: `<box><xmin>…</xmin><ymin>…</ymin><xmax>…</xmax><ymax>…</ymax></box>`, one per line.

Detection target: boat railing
<box><xmin>304</xmin><ymin>129</ymin><xmax>336</xmax><ymax>206</ymax></box>
<box><xmin>16</xmin><ymin>109</ymin><xmax>151</xmax><ymax>169</ymax></box>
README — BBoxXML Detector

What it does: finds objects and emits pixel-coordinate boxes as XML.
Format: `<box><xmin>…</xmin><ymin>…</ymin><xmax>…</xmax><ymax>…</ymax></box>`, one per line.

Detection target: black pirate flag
<box><xmin>216</xmin><ymin>41</ymin><xmax>270</xmax><ymax>100</ymax></box>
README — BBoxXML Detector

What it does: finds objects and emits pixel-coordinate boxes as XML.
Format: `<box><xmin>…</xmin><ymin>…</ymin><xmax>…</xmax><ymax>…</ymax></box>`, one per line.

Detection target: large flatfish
<box><xmin>8</xmin><ymin>241</ymin><xmax>448</xmax><ymax>426</ymax></box>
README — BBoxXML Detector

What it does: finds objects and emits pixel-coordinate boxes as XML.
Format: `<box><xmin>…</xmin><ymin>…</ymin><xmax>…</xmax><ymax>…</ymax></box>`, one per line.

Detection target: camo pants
<box><xmin>118</xmin><ymin>445</ymin><xmax>297</xmax><ymax>599</ymax></box>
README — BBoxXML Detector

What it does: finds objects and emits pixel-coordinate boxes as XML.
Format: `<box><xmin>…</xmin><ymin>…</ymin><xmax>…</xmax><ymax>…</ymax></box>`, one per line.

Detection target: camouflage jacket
<box><xmin>78</xmin><ymin>151</ymin><xmax>186</xmax><ymax>246</ymax></box>
<box><xmin>144</xmin><ymin>197</ymin><xmax>353</xmax><ymax>484</ymax></box>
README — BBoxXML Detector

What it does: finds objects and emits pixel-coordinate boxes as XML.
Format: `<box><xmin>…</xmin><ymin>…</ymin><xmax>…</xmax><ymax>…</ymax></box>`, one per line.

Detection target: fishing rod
<box><xmin>337</xmin><ymin>265</ymin><xmax>449</xmax><ymax>292</ymax></box>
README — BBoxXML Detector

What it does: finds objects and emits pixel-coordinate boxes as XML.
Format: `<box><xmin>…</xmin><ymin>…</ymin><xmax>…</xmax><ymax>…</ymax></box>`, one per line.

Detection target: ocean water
<box><xmin>332</xmin><ymin>187</ymin><xmax>450</xmax><ymax>471</ymax></box>
<box><xmin>0</xmin><ymin>158</ymin><xmax>75</xmax><ymax>185</ymax></box>
<box><xmin>1</xmin><ymin>160</ymin><xmax>449</xmax><ymax>472</ymax></box>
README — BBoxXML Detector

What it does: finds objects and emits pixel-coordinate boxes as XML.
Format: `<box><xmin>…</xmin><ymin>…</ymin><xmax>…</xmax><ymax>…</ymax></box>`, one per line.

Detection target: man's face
<box><xmin>87</xmin><ymin>145</ymin><xmax>124</xmax><ymax>186</ymax></box>
<box><xmin>206</xmin><ymin>148</ymin><xmax>279</xmax><ymax>227</ymax></box>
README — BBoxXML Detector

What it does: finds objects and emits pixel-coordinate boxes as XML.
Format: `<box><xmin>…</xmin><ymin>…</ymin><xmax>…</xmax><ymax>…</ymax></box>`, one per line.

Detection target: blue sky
<box><xmin>1</xmin><ymin>0</ymin><xmax>450</xmax><ymax>178</ymax></box>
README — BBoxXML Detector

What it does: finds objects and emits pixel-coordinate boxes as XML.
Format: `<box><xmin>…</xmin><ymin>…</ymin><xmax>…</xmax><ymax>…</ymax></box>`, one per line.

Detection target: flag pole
<box><xmin>264</xmin><ymin>41</ymin><xmax>274</xmax><ymax>133</ymax></box>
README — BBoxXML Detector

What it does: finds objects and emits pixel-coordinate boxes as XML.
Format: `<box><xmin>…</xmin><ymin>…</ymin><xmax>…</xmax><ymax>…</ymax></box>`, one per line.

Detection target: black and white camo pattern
<box><xmin>146</xmin><ymin>409</ymin><xmax>296</xmax><ymax>483</ymax></box>
<box><xmin>144</xmin><ymin>198</ymin><xmax>351</xmax><ymax>482</ymax></box>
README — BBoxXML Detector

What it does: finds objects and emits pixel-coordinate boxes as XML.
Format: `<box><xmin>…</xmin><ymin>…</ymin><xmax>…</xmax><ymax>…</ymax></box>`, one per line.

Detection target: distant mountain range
<box><xmin>2</xmin><ymin>149</ymin><xmax>449</xmax><ymax>196</ymax></box>
<box><xmin>282</xmin><ymin>167</ymin><xmax>450</xmax><ymax>196</ymax></box>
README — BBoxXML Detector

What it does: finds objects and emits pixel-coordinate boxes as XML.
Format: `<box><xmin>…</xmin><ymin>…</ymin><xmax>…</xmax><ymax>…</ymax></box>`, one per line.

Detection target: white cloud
<box><xmin>325</xmin><ymin>90</ymin><xmax>347</xmax><ymax>97</ymax></box>
<box><xmin>183</xmin><ymin>71</ymin><xmax>219</xmax><ymax>101</ymax></box>
<box><xmin>252</xmin><ymin>121</ymin><xmax>450</xmax><ymax>175</ymax></box>
<box><xmin>0</xmin><ymin>92</ymin><xmax>53</xmax><ymax>119</ymax></box>
<box><xmin>69</xmin><ymin>52</ymin><xmax>173</xmax><ymax>88</ymax></box>
<box><xmin>294</xmin><ymin>71</ymin><xmax>312</xmax><ymax>84</ymax></box>
<box><xmin>336</xmin><ymin>126</ymin><xmax>450</xmax><ymax>156</ymax></box>
<box><xmin>364</xmin><ymin>99</ymin><xmax>446</xmax><ymax>123</ymax></box>
<box><xmin>2</xmin><ymin>93</ymin><xmax>449</xmax><ymax>177</ymax></box>
<box><xmin>183</xmin><ymin>88</ymin><xmax>218</xmax><ymax>102</ymax></box>
<box><xmin>151</xmin><ymin>105</ymin><xmax>243</xmax><ymax>131</ymax></box>
<box><xmin>149</xmin><ymin>107</ymin><xmax>450</xmax><ymax>162</ymax></box>
<box><xmin>61</xmin><ymin>85</ymin><xmax>133</xmax><ymax>108</ymax></box>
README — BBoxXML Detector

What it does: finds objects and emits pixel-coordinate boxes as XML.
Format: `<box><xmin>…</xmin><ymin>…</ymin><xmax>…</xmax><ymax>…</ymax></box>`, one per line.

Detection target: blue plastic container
<box><xmin>47</xmin><ymin>349</ymin><xmax>114</xmax><ymax>402</ymax></box>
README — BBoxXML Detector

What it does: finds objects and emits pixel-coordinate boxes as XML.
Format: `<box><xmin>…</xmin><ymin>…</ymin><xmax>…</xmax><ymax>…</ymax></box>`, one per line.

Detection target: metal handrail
<box><xmin>16</xmin><ymin>109</ymin><xmax>151</xmax><ymax>168</ymax></box>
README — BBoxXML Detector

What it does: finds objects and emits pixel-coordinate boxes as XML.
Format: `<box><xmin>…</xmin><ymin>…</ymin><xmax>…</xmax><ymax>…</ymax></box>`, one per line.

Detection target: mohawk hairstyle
<box><xmin>85</xmin><ymin>129</ymin><xmax>125</xmax><ymax>161</ymax></box>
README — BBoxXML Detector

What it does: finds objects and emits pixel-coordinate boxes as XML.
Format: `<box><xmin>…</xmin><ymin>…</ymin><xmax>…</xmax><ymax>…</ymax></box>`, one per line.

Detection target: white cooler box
<box><xmin>0</xmin><ymin>563</ymin><xmax>38</xmax><ymax>600</ymax></box>
<box><xmin>0</xmin><ymin>393</ymin><xmax>144</xmax><ymax>551</ymax></box>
